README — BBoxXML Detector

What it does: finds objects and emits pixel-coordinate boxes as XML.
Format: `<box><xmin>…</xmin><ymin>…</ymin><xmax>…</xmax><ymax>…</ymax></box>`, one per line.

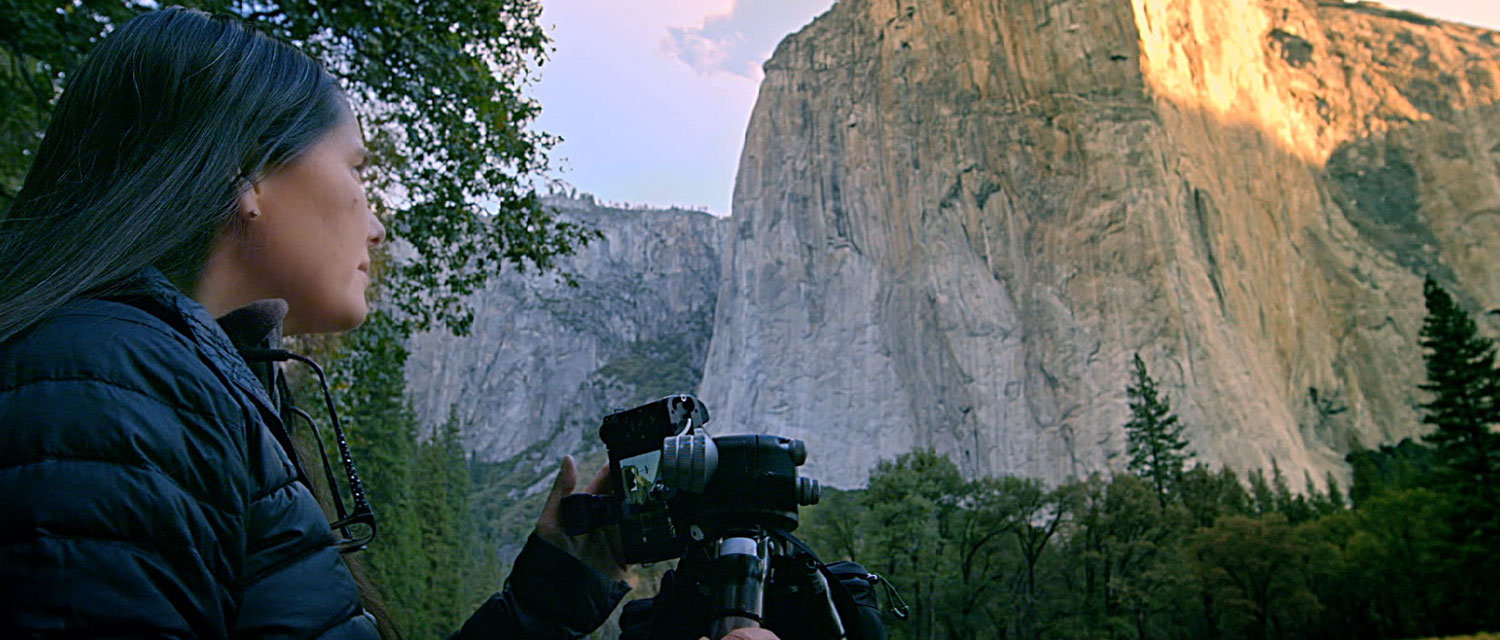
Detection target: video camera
<box><xmin>561</xmin><ymin>395</ymin><xmax>902</xmax><ymax>640</ymax></box>
<box><xmin>561</xmin><ymin>394</ymin><xmax>819</xmax><ymax>563</ymax></box>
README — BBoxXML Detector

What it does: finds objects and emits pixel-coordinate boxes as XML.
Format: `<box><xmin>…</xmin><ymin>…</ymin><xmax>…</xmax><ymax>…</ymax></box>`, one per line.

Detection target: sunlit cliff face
<box><xmin>1126</xmin><ymin>0</ymin><xmax>1500</xmax><ymax>347</ymax></box>
<box><xmin>1132</xmin><ymin>0</ymin><xmax>1500</xmax><ymax>166</ymax></box>
<box><xmin>1133</xmin><ymin>0</ymin><xmax>1327</xmax><ymax>165</ymax></box>
<box><xmin>1125</xmin><ymin>0</ymin><xmax>1500</xmax><ymax>480</ymax></box>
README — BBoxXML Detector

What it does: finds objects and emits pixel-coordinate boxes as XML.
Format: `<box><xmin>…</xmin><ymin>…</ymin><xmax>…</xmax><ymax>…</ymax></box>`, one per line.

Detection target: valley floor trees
<box><xmin>798</xmin><ymin>279</ymin><xmax>1500</xmax><ymax>639</ymax></box>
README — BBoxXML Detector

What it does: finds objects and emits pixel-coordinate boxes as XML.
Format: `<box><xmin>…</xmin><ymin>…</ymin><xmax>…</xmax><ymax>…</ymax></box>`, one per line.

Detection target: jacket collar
<box><xmin>116</xmin><ymin>266</ymin><xmax>285</xmax><ymax>416</ymax></box>
<box><xmin>215</xmin><ymin>298</ymin><xmax>291</xmax><ymax>411</ymax></box>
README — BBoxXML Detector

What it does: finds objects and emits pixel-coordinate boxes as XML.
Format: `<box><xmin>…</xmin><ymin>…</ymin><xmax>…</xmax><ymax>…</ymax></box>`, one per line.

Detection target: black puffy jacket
<box><xmin>0</xmin><ymin>267</ymin><xmax>628</xmax><ymax>638</ymax></box>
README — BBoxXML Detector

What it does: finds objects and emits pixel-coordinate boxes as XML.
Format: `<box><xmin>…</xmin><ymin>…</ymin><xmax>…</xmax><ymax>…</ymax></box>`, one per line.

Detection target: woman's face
<box><xmin>225</xmin><ymin>109</ymin><xmax>385</xmax><ymax>335</ymax></box>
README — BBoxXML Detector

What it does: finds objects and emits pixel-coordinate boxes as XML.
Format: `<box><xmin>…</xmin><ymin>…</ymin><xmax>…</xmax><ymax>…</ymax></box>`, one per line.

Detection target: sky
<box><xmin>530</xmin><ymin>0</ymin><xmax>1500</xmax><ymax>216</ymax></box>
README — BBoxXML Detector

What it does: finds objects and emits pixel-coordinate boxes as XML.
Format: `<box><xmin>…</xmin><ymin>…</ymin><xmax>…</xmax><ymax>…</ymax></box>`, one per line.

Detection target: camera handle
<box><xmin>710</xmin><ymin>533</ymin><xmax>771</xmax><ymax>639</ymax></box>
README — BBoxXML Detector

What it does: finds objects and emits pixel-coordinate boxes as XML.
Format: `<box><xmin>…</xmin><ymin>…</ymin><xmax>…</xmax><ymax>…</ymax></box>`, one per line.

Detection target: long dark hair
<box><xmin>0</xmin><ymin>6</ymin><xmax>344</xmax><ymax>343</ymax></box>
<box><xmin>0</xmin><ymin>8</ymin><xmax>406</xmax><ymax>638</ymax></box>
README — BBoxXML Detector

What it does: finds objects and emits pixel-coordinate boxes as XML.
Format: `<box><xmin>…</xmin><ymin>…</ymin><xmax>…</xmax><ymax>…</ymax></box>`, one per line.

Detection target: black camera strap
<box><xmin>768</xmin><ymin>526</ymin><xmax>909</xmax><ymax>631</ymax></box>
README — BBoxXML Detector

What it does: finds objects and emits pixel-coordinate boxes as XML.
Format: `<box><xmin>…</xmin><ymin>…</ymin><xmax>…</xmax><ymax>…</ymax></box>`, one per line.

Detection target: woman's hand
<box><xmin>700</xmin><ymin>629</ymin><xmax>781</xmax><ymax>640</ymax></box>
<box><xmin>534</xmin><ymin>455</ymin><xmax>627</xmax><ymax>582</ymax></box>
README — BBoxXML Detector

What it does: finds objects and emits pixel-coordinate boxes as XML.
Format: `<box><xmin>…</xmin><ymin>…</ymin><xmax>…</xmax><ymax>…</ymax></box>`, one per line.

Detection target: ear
<box><xmin>238</xmin><ymin>184</ymin><xmax>262</xmax><ymax>221</ymax></box>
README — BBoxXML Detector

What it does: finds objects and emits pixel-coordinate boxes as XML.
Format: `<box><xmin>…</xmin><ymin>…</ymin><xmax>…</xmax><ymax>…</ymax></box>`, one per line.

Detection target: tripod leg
<box><xmin>710</xmin><ymin>534</ymin><xmax>769</xmax><ymax>639</ymax></box>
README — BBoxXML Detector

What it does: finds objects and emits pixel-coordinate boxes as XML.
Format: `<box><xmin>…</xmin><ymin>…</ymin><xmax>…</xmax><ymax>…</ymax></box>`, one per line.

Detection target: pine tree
<box><xmin>1417</xmin><ymin>278</ymin><xmax>1500</xmax><ymax>502</ymax></box>
<box><xmin>1323</xmin><ymin>472</ymin><xmax>1347</xmax><ymax>512</ymax></box>
<box><xmin>408</xmin><ymin>410</ymin><xmax>473</xmax><ymax>637</ymax></box>
<box><xmin>1248</xmin><ymin>468</ymin><xmax>1277</xmax><ymax>516</ymax></box>
<box><xmin>1124</xmin><ymin>353</ymin><xmax>1192</xmax><ymax>503</ymax></box>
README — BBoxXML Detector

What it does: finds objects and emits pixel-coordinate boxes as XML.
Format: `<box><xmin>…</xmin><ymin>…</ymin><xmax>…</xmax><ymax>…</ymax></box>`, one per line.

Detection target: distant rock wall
<box><xmin>699</xmin><ymin>0</ymin><xmax>1500</xmax><ymax>487</ymax></box>
<box><xmin>404</xmin><ymin>196</ymin><xmax>727</xmax><ymax>470</ymax></box>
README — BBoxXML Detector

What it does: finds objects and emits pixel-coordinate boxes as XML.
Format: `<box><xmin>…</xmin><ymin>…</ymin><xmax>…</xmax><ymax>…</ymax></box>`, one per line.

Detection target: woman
<box><xmin>0</xmin><ymin>8</ymin><xmax>783</xmax><ymax>639</ymax></box>
<box><xmin>0</xmin><ymin>7</ymin><xmax>654</xmax><ymax>639</ymax></box>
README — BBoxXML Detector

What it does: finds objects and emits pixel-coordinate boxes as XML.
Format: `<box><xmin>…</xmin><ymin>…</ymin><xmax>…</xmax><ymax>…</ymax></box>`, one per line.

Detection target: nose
<box><xmin>368</xmin><ymin>211</ymin><xmax>386</xmax><ymax>247</ymax></box>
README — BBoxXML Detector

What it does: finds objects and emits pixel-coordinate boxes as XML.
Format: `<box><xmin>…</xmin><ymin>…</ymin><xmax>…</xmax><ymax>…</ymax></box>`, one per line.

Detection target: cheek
<box><xmin>302</xmin><ymin>181</ymin><xmax>366</xmax><ymax>266</ymax></box>
<box><xmin>251</xmin><ymin>198</ymin><xmax>355</xmax><ymax>297</ymax></box>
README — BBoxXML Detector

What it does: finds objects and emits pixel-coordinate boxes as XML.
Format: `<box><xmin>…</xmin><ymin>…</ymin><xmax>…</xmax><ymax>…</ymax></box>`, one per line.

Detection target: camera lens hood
<box><xmin>660</xmin><ymin>430</ymin><xmax>718</xmax><ymax>494</ymax></box>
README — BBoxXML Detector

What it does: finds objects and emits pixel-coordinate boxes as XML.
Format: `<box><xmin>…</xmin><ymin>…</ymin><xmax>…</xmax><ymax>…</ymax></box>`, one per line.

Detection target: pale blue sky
<box><xmin>531</xmin><ymin>0</ymin><xmax>1500</xmax><ymax>216</ymax></box>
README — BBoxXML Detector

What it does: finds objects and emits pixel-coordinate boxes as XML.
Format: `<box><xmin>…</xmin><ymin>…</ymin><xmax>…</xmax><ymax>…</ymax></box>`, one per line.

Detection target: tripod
<box><xmin>620</xmin><ymin>525</ymin><xmax>876</xmax><ymax>640</ymax></box>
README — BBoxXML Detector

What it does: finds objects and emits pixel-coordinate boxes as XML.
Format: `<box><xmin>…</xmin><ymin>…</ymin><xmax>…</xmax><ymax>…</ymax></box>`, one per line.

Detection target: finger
<box><xmin>539</xmin><ymin>455</ymin><xmax>579</xmax><ymax>524</ymax></box>
<box><xmin>721</xmin><ymin>629</ymin><xmax>779</xmax><ymax>640</ymax></box>
<box><xmin>581</xmin><ymin>459</ymin><xmax>611</xmax><ymax>495</ymax></box>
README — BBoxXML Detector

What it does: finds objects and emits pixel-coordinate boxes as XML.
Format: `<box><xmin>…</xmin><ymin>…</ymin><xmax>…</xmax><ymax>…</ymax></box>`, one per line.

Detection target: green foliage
<box><xmin>1065</xmin><ymin>473</ymin><xmax>1187</xmax><ymax>640</ymax></box>
<box><xmin>0</xmin><ymin>0</ymin><xmax>594</xmax><ymax>335</ymax></box>
<box><xmin>862</xmin><ymin>451</ymin><xmax>965</xmax><ymax>640</ymax></box>
<box><xmin>1413</xmin><ymin>278</ymin><xmax>1500</xmax><ymax>629</ymax></box>
<box><xmin>0</xmin><ymin>2</ymin><xmax>141</xmax><ymax>201</ymax></box>
<box><xmin>1307</xmin><ymin>471</ymin><xmax>1347</xmax><ymax>517</ymax></box>
<box><xmin>797</xmin><ymin>487</ymin><xmax>868</xmax><ymax>563</ymax></box>
<box><xmin>405</xmin><ymin>410</ymin><xmax>478</xmax><ymax>637</ymax></box>
<box><xmin>1188</xmin><ymin>514</ymin><xmax>1323</xmax><ymax>640</ymax></box>
<box><xmin>1124</xmin><ymin>353</ymin><xmax>1192</xmax><ymax>503</ymax></box>
<box><xmin>1247</xmin><ymin>467</ymin><xmax>1277</xmax><ymax>516</ymax></box>
<box><xmin>598</xmin><ymin>333</ymin><xmax>708</xmax><ymax>407</ymax></box>
<box><xmin>800</xmin><ymin>451</ymin><xmax>1083</xmax><ymax>640</ymax></box>
<box><xmin>1345</xmin><ymin>437</ymin><xmax>1435</xmax><ymax>505</ymax></box>
<box><xmin>1255</xmin><ymin>461</ymin><xmax>1319</xmax><ymax>525</ymax></box>
<box><xmin>1418</xmin><ymin>278</ymin><xmax>1500</xmax><ymax>501</ymax></box>
<box><xmin>1178</xmin><ymin>464</ymin><xmax>1253</xmax><ymax>528</ymax></box>
<box><xmin>1343</xmin><ymin>487</ymin><xmax>1454</xmax><ymax>637</ymax></box>
<box><xmin>797</xmin><ymin>444</ymin><xmax>1500</xmax><ymax>640</ymax></box>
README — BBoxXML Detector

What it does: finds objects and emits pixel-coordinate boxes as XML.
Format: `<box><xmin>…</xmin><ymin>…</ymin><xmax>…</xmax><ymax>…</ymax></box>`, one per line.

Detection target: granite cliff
<box><xmin>404</xmin><ymin>195</ymin><xmax>727</xmax><ymax>472</ymax></box>
<box><xmin>404</xmin><ymin>0</ymin><xmax>1500</xmax><ymax>492</ymax></box>
<box><xmin>698</xmin><ymin>0</ymin><xmax>1500</xmax><ymax>487</ymax></box>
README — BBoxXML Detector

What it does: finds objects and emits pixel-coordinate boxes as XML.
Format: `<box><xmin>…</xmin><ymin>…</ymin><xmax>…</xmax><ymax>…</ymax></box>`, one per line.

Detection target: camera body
<box><xmin>562</xmin><ymin>394</ymin><xmax>820</xmax><ymax>564</ymax></box>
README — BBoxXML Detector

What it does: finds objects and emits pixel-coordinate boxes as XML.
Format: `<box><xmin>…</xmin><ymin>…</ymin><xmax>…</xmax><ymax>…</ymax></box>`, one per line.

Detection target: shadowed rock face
<box><xmin>699</xmin><ymin>0</ymin><xmax>1500</xmax><ymax>487</ymax></box>
<box><xmin>404</xmin><ymin>195</ymin><xmax>727</xmax><ymax>468</ymax></box>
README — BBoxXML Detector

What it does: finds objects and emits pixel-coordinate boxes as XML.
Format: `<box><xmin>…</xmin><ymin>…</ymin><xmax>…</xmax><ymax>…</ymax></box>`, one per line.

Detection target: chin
<box><xmin>330</xmin><ymin>304</ymin><xmax>370</xmax><ymax>333</ymax></box>
<box><xmin>285</xmin><ymin>302</ymin><xmax>369</xmax><ymax>336</ymax></box>
<box><xmin>328</xmin><ymin>315</ymin><xmax>367</xmax><ymax>334</ymax></box>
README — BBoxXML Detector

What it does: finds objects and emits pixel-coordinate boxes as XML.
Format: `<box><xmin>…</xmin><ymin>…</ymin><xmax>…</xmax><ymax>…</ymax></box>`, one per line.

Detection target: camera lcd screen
<box><xmin>619</xmin><ymin>450</ymin><xmax>660</xmax><ymax>506</ymax></box>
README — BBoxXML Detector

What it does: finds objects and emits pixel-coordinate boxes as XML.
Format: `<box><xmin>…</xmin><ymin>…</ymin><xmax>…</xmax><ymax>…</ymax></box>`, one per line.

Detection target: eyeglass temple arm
<box><xmin>240</xmin><ymin>348</ymin><xmax>377</xmax><ymax>552</ymax></box>
<box><xmin>281</xmin><ymin>352</ymin><xmax>372</xmax><ymax>515</ymax></box>
<box><xmin>287</xmin><ymin>405</ymin><xmax>351</xmax><ymax>530</ymax></box>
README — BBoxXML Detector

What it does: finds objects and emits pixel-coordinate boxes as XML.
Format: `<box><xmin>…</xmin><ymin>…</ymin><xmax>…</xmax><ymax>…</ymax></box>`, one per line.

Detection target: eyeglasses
<box><xmin>243</xmin><ymin>348</ymin><xmax>377</xmax><ymax>554</ymax></box>
<box><xmin>284</xmin><ymin>352</ymin><xmax>377</xmax><ymax>554</ymax></box>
